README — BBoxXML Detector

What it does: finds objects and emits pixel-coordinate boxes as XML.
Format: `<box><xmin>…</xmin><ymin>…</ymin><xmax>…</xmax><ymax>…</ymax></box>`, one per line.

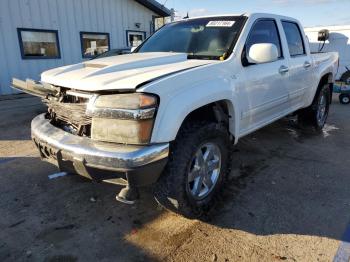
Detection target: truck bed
<box><xmin>311</xmin><ymin>52</ymin><xmax>339</xmax><ymax>65</ymax></box>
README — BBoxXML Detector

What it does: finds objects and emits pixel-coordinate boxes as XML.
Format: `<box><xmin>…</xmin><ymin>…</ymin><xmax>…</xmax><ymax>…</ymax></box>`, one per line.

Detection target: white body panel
<box><xmin>39</xmin><ymin>13</ymin><xmax>339</xmax><ymax>144</ymax></box>
<box><xmin>41</xmin><ymin>53</ymin><xmax>213</xmax><ymax>91</ymax></box>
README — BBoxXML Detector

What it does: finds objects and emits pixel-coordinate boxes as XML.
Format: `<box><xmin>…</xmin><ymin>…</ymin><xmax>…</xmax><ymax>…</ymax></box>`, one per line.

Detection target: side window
<box><xmin>282</xmin><ymin>21</ymin><xmax>306</xmax><ymax>56</ymax></box>
<box><xmin>246</xmin><ymin>20</ymin><xmax>283</xmax><ymax>59</ymax></box>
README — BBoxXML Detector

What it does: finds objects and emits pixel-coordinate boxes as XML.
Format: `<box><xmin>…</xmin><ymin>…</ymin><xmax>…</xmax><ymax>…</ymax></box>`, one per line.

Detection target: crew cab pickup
<box><xmin>13</xmin><ymin>13</ymin><xmax>339</xmax><ymax>218</ymax></box>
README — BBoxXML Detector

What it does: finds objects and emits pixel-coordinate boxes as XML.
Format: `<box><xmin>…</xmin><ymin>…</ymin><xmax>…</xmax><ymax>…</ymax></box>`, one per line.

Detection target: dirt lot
<box><xmin>0</xmin><ymin>94</ymin><xmax>349</xmax><ymax>262</ymax></box>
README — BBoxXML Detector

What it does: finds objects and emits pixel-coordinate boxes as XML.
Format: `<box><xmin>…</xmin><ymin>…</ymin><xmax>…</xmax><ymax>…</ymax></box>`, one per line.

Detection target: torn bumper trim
<box><xmin>12</xmin><ymin>78</ymin><xmax>58</xmax><ymax>98</ymax></box>
<box><xmin>31</xmin><ymin>114</ymin><xmax>169</xmax><ymax>176</ymax></box>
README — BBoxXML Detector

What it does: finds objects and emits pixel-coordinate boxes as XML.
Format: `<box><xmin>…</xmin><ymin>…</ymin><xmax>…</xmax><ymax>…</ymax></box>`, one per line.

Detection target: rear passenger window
<box><xmin>246</xmin><ymin>20</ymin><xmax>283</xmax><ymax>59</ymax></box>
<box><xmin>282</xmin><ymin>21</ymin><xmax>306</xmax><ymax>56</ymax></box>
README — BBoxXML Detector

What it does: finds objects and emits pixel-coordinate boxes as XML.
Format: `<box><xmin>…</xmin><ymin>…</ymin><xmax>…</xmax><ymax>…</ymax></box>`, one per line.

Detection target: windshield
<box><xmin>137</xmin><ymin>16</ymin><xmax>246</xmax><ymax>60</ymax></box>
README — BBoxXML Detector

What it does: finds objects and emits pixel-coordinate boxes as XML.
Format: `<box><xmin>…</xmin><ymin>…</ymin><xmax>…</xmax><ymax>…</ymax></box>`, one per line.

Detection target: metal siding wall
<box><xmin>0</xmin><ymin>0</ymin><xmax>156</xmax><ymax>95</ymax></box>
<box><xmin>0</xmin><ymin>0</ymin><xmax>21</xmax><ymax>95</ymax></box>
<box><xmin>0</xmin><ymin>2</ymin><xmax>10</xmax><ymax>95</ymax></box>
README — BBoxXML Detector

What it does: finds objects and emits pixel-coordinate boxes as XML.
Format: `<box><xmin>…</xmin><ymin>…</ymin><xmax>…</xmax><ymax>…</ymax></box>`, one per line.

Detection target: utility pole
<box><xmin>170</xmin><ymin>8</ymin><xmax>175</xmax><ymax>22</ymax></box>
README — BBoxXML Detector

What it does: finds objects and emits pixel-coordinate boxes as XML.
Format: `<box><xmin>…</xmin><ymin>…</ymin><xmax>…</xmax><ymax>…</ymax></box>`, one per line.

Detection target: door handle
<box><xmin>279</xmin><ymin>65</ymin><xmax>289</xmax><ymax>74</ymax></box>
<box><xmin>304</xmin><ymin>61</ymin><xmax>312</xmax><ymax>68</ymax></box>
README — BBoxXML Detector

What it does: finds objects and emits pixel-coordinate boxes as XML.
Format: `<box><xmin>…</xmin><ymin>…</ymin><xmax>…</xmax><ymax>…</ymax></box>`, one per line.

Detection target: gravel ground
<box><xmin>0</xmin><ymin>94</ymin><xmax>349</xmax><ymax>262</ymax></box>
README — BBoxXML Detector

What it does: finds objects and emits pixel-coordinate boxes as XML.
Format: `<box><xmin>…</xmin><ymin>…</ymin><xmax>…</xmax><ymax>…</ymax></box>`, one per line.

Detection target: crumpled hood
<box><xmin>41</xmin><ymin>52</ymin><xmax>215</xmax><ymax>92</ymax></box>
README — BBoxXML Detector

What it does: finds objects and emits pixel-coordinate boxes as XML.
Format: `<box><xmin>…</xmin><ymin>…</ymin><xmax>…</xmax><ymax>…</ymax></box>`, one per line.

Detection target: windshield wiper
<box><xmin>187</xmin><ymin>54</ymin><xmax>221</xmax><ymax>60</ymax></box>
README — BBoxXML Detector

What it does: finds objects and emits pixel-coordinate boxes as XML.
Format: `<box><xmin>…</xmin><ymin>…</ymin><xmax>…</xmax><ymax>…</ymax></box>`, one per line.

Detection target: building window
<box><xmin>17</xmin><ymin>28</ymin><xmax>60</xmax><ymax>59</ymax></box>
<box><xmin>80</xmin><ymin>32</ymin><xmax>110</xmax><ymax>58</ymax></box>
<box><xmin>154</xmin><ymin>17</ymin><xmax>165</xmax><ymax>32</ymax></box>
<box><xmin>126</xmin><ymin>30</ymin><xmax>146</xmax><ymax>48</ymax></box>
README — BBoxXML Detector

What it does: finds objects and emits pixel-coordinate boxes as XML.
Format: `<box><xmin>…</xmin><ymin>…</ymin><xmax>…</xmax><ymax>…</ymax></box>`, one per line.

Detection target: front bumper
<box><xmin>31</xmin><ymin>114</ymin><xmax>169</xmax><ymax>186</ymax></box>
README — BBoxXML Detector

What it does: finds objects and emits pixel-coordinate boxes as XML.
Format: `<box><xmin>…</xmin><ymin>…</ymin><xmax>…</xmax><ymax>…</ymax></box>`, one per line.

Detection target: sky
<box><xmin>163</xmin><ymin>0</ymin><xmax>350</xmax><ymax>27</ymax></box>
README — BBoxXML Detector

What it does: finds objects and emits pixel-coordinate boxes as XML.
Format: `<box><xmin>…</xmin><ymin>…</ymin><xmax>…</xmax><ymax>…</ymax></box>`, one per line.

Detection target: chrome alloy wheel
<box><xmin>317</xmin><ymin>92</ymin><xmax>327</xmax><ymax>126</ymax></box>
<box><xmin>187</xmin><ymin>142</ymin><xmax>222</xmax><ymax>200</ymax></box>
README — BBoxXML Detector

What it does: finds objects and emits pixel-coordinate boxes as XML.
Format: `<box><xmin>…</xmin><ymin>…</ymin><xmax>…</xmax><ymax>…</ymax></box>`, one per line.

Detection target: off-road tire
<box><xmin>339</xmin><ymin>94</ymin><xmax>350</xmax><ymax>104</ymax></box>
<box><xmin>298</xmin><ymin>84</ymin><xmax>330</xmax><ymax>131</ymax></box>
<box><xmin>154</xmin><ymin>121</ymin><xmax>232</xmax><ymax>219</ymax></box>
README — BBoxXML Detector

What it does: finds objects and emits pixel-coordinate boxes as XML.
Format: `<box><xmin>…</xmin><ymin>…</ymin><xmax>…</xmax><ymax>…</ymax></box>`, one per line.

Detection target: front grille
<box><xmin>46</xmin><ymin>100</ymin><xmax>91</xmax><ymax>127</ymax></box>
<box><xmin>44</xmin><ymin>91</ymin><xmax>93</xmax><ymax>136</ymax></box>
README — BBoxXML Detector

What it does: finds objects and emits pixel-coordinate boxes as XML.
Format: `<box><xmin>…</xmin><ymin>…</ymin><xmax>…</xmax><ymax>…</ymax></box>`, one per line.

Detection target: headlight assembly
<box><xmin>87</xmin><ymin>93</ymin><xmax>158</xmax><ymax>145</ymax></box>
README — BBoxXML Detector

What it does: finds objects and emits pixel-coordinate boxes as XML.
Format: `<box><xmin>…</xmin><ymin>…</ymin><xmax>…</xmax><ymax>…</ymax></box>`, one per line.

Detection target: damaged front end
<box><xmin>12</xmin><ymin>78</ymin><xmax>169</xmax><ymax>204</ymax></box>
<box><xmin>12</xmin><ymin>78</ymin><xmax>159</xmax><ymax>143</ymax></box>
<box><xmin>13</xmin><ymin>78</ymin><xmax>93</xmax><ymax>137</ymax></box>
<box><xmin>12</xmin><ymin>78</ymin><xmax>59</xmax><ymax>98</ymax></box>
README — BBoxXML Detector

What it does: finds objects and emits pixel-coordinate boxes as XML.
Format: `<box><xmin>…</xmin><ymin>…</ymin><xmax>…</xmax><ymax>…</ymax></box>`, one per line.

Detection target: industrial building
<box><xmin>0</xmin><ymin>0</ymin><xmax>171</xmax><ymax>95</ymax></box>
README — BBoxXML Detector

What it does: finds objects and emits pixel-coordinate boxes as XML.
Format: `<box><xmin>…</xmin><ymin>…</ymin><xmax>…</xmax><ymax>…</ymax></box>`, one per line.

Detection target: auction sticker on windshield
<box><xmin>206</xmin><ymin>21</ymin><xmax>235</xmax><ymax>27</ymax></box>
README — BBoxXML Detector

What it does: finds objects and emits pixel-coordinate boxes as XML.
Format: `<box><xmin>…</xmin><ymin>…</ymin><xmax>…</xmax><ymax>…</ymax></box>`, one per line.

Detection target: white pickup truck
<box><xmin>13</xmin><ymin>13</ymin><xmax>338</xmax><ymax>218</ymax></box>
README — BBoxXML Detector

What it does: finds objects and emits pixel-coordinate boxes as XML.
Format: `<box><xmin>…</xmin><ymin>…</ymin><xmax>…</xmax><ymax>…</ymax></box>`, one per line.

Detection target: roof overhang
<box><xmin>134</xmin><ymin>0</ymin><xmax>171</xmax><ymax>17</ymax></box>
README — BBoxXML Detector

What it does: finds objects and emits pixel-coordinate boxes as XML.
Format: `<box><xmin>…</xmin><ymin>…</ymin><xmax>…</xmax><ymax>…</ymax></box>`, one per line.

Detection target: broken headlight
<box><xmin>87</xmin><ymin>93</ymin><xmax>158</xmax><ymax>145</ymax></box>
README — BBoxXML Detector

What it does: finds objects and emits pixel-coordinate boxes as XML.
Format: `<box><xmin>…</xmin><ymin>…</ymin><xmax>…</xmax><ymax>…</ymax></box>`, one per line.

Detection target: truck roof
<box><xmin>183</xmin><ymin>13</ymin><xmax>300</xmax><ymax>24</ymax></box>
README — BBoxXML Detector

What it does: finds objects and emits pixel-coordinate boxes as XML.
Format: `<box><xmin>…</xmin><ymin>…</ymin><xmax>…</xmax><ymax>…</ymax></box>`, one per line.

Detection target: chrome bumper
<box><xmin>31</xmin><ymin>114</ymin><xmax>169</xmax><ymax>173</ymax></box>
